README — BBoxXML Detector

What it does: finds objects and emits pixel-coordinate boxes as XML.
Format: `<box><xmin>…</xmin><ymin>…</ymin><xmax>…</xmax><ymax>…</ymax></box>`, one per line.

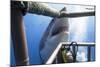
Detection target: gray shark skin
<box><xmin>39</xmin><ymin>16</ymin><xmax>69</xmax><ymax>63</ymax></box>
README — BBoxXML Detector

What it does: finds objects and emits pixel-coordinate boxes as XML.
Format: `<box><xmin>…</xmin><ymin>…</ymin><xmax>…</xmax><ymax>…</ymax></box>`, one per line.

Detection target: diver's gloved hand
<box><xmin>59</xmin><ymin>7</ymin><xmax>68</xmax><ymax>18</ymax></box>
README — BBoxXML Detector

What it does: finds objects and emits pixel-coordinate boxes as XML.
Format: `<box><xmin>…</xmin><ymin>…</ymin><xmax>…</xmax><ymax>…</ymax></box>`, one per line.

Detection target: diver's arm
<box><xmin>27</xmin><ymin>2</ymin><xmax>60</xmax><ymax>17</ymax></box>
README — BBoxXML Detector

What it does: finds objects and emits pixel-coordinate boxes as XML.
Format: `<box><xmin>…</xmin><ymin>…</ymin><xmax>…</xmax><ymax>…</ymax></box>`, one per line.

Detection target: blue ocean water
<box><xmin>11</xmin><ymin>4</ymin><xmax>95</xmax><ymax>65</ymax></box>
